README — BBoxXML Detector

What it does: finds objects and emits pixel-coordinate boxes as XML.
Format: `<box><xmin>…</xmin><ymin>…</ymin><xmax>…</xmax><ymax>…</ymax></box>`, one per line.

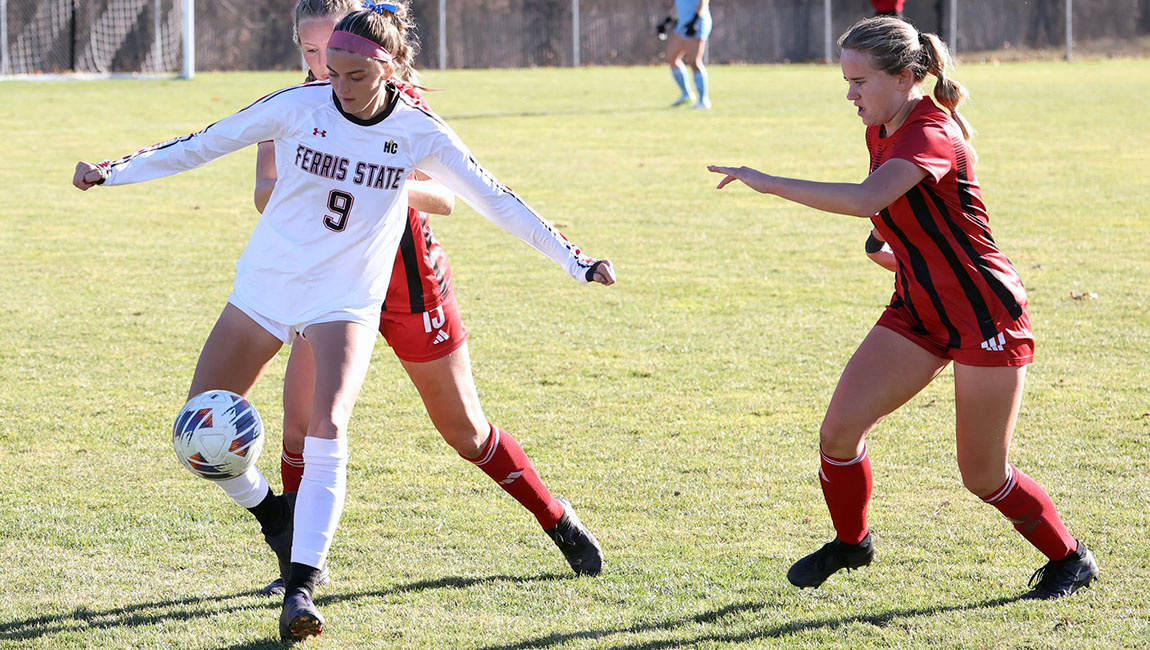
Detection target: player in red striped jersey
<box><xmin>708</xmin><ymin>16</ymin><xmax>1097</xmax><ymax>600</ymax></box>
<box><xmin>253</xmin><ymin>0</ymin><xmax>607</xmax><ymax>598</ymax></box>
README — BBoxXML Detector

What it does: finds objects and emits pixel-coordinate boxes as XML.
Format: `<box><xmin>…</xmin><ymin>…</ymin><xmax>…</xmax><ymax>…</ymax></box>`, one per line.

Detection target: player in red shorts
<box><xmin>709</xmin><ymin>16</ymin><xmax>1097</xmax><ymax>599</ymax></box>
<box><xmin>253</xmin><ymin>0</ymin><xmax>606</xmax><ymax>597</ymax></box>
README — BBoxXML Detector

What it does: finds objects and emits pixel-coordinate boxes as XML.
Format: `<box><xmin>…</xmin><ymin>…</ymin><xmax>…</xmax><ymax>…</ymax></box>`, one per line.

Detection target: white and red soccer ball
<box><xmin>172</xmin><ymin>390</ymin><xmax>264</xmax><ymax>481</ymax></box>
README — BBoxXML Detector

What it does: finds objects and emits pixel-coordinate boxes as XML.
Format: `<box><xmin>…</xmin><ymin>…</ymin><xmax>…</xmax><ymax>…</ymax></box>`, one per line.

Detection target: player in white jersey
<box><xmin>665</xmin><ymin>0</ymin><xmax>712</xmax><ymax>109</ymax></box>
<box><xmin>73</xmin><ymin>4</ymin><xmax>616</xmax><ymax>641</ymax></box>
<box><xmin>253</xmin><ymin>0</ymin><xmax>608</xmax><ymax>599</ymax></box>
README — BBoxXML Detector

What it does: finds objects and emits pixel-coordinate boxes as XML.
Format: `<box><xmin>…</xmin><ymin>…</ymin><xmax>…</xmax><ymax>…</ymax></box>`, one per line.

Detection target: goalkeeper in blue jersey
<box><xmin>662</xmin><ymin>0</ymin><xmax>712</xmax><ymax>109</ymax></box>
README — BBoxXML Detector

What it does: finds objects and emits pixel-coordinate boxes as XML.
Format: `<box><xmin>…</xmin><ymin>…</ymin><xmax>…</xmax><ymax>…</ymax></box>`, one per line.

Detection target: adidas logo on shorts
<box><xmin>980</xmin><ymin>331</ymin><xmax>1007</xmax><ymax>352</ymax></box>
<box><xmin>433</xmin><ymin>330</ymin><xmax>450</xmax><ymax>345</ymax></box>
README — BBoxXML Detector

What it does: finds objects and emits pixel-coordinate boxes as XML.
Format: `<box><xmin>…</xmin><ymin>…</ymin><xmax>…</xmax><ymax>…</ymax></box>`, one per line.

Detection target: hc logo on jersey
<box><xmin>383</xmin><ymin>139</ymin><xmax>398</xmax><ymax>154</ymax></box>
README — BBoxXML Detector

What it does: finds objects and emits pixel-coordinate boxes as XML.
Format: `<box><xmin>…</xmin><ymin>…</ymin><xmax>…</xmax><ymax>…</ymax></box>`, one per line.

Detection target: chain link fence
<box><xmin>3</xmin><ymin>0</ymin><xmax>1148</xmax><ymax>75</ymax></box>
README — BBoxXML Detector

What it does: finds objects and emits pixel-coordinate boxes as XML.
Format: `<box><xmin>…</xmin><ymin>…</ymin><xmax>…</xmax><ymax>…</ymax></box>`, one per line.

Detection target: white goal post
<box><xmin>1</xmin><ymin>0</ymin><xmax>194</xmax><ymax>80</ymax></box>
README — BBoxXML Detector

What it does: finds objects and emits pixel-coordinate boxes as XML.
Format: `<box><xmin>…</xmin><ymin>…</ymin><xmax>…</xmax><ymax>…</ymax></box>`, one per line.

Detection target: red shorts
<box><xmin>379</xmin><ymin>294</ymin><xmax>469</xmax><ymax>363</ymax></box>
<box><xmin>876</xmin><ymin>305</ymin><xmax>1035</xmax><ymax>367</ymax></box>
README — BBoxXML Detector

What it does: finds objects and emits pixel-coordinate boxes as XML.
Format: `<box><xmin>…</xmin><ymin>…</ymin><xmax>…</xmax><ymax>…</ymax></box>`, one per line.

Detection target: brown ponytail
<box><xmin>839</xmin><ymin>16</ymin><xmax>974</xmax><ymax>141</ymax></box>
<box><xmin>331</xmin><ymin>2</ymin><xmax>422</xmax><ymax>88</ymax></box>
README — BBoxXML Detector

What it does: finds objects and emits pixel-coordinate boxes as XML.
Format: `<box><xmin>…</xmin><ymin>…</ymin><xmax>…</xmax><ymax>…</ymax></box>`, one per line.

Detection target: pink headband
<box><xmin>328</xmin><ymin>30</ymin><xmax>394</xmax><ymax>64</ymax></box>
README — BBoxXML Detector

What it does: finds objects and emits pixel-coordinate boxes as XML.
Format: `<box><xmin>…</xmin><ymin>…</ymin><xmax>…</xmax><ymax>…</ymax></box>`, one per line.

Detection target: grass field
<box><xmin>1</xmin><ymin>60</ymin><xmax>1148</xmax><ymax>649</ymax></box>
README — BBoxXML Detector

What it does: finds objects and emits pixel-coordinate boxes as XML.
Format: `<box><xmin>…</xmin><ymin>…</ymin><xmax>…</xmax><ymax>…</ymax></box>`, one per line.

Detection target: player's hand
<box><xmin>585</xmin><ymin>259</ymin><xmax>616</xmax><ymax>286</ymax></box>
<box><xmin>73</xmin><ymin>161</ymin><xmax>107</xmax><ymax>190</ymax></box>
<box><xmin>656</xmin><ymin>16</ymin><xmax>674</xmax><ymax>40</ymax></box>
<box><xmin>707</xmin><ymin>165</ymin><xmax>773</xmax><ymax>194</ymax></box>
<box><xmin>684</xmin><ymin>14</ymin><xmax>700</xmax><ymax>38</ymax></box>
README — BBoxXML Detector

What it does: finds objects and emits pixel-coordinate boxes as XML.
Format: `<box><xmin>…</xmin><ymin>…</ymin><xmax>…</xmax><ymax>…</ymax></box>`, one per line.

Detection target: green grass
<box><xmin>1</xmin><ymin>61</ymin><xmax>1148</xmax><ymax>649</ymax></box>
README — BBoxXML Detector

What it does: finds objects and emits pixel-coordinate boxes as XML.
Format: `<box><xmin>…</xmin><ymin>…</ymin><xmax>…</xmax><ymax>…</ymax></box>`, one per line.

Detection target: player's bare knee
<box><xmin>439</xmin><ymin>422</ymin><xmax>488</xmax><ymax>458</ymax></box>
<box><xmin>282</xmin><ymin>419</ymin><xmax>307</xmax><ymax>454</ymax></box>
<box><xmin>960</xmin><ymin>468</ymin><xmax>1008</xmax><ymax>498</ymax></box>
<box><xmin>818</xmin><ymin>419</ymin><xmax>865</xmax><ymax>458</ymax></box>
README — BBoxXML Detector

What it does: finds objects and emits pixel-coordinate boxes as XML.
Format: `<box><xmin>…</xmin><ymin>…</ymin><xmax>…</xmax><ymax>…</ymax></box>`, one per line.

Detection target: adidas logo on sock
<box><xmin>433</xmin><ymin>330</ymin><xmax>450</xmax><ymax>345</ymax></box>
<box><xmin>499</xmin><ymin>470</ymin><xmax>523</xmax><ymax>485</ymax></box>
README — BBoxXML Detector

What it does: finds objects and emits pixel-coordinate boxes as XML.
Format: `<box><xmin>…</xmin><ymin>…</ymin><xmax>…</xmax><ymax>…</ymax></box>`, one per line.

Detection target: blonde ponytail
<box><xmin>918</xmin><ymin>32</ymin><xmax>973</xmax><ymax>141</ymax></box>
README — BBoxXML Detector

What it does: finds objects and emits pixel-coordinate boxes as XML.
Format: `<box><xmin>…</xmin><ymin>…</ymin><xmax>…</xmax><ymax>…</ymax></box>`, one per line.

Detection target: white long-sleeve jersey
<box><xmin>100</xmin><ymin>81</ymin><xmax>597</xmax><ymax>325</ymax></box>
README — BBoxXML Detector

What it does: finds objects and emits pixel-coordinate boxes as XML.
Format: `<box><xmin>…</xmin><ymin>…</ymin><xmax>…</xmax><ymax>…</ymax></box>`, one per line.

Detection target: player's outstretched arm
<box><xmin>416</xmin><ymin>124</ymin><xmax>613</xmax><ymax>285</ymax></box>
<box><xmin>707</xmin><ymin>158</ymin><xmax>927</xmax><ymax>218</ymax></box>
<box><xmin>73</xmin><ymin>161</ymin><xmax>107</xmax><ymax>191</ymax></box>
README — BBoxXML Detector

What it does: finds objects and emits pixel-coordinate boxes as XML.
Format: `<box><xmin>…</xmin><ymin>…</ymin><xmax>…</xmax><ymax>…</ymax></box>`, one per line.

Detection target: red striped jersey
<box><xmin>867</xmin><ymin>97</ymin><xmax>1027</xmax><ymax>348</ymax></box>
<box><xmin>386</xmin><ymin>200</ymin><xmax>453</xmax><ymax>313</ymax></box>
<box><xmin>385</xmin><ymin>82</ymin><xmax>453</xmax><ymax>313</ymax></box>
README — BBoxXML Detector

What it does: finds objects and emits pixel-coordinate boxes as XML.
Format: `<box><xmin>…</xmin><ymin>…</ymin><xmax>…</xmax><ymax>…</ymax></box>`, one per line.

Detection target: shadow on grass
<box><xmin>0</xmin><ymin>572</ymin><xmax>564</xmax><ymax>645</ymax></box>
<box><xmin>473</xmin><ymin>595</ymin><xmax>1025</xmax><ymax>650</ymax></box>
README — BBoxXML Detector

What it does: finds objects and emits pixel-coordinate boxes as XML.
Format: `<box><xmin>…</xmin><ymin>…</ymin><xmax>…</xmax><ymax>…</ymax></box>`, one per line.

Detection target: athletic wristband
<box><xmin>864</xmin><ymin>233</ymin><xmax>884</xmax><ymax>254</ymax></box>
<box><xmin>585</xmin><ymin>260</ymin><xmax>605</xmax><ymax>282</ymax></box>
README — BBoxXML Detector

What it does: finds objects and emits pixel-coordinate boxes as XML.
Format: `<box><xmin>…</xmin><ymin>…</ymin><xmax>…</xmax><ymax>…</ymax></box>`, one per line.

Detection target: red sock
<box><xmin>281</xmin><ymin>446</ymin><xmax>304</xmax><ymax>494</ymax></box>
<box><xmin>982</xmin><ymin>465</ymin><xmax>1076</xmax><ymax>561</ymax></box>
<box><xmin>462</xmin><ymin>424</ymin><xmax>564</xmax><ymax>529</ymax></box>
<box><xmin>819</xmin><ymin>445</ymin><xmax>873</xmax><ymax>545</ymax></box>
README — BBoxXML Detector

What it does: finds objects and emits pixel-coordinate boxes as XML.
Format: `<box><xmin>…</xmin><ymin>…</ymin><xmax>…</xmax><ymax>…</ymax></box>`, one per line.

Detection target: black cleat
<box><xmin>1021</xmin><ymin>541</ymin><xmax>1099</xmax><ymax>600</ymax></box>
<box><xmin>787</xmin><ymin>532</ymin><xmax>875</xmax><ymax>588</ymax></box>
<box><xmin>261</xmin><ymin>564</ymin><xmax>331</xmax><ymax>597</ymax></box>
<box><xmin>262</xmin><ymin>492</ymin><xmax>296</xmax><ymax>589</ymax></box>
<box><xmin>545</xmin><ymin>498</ymin><xmax>604</xmax><ymax>576</ymax></box>
<box><xmin>279</xmin><ymin>589</ymin><xmax>325</xmax><ymax>643</ymax></box>
<box><xmin>261</xmin><ymin>577</ymin><xmax>286</xmax><ymax>597</ymax></box>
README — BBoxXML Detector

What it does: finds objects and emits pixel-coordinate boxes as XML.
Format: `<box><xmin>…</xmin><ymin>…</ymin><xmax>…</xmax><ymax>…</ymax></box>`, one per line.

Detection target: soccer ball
<box><xmin>172</xmin><ymin>390</ymin><xmax>264</xmax><ymax>481</ymax></box>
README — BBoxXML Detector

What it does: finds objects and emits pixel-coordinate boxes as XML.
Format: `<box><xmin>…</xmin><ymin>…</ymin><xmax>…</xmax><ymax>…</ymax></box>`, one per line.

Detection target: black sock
<box><xmin>246</xmin><ymin>487</ymin><xmax>288</xmax><ymax>535</ymax></box>
<box><xmin>286</xmin><ymin>562</ymin><xmax>323</xmax><ymax>597</ymax></box>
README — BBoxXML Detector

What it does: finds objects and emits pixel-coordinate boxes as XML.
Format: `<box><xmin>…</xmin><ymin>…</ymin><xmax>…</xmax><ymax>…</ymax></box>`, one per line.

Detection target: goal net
<box><xmin>1</xmin><ymin>0</ymin><xmax>192</xmax><ymax>78</ymax></box>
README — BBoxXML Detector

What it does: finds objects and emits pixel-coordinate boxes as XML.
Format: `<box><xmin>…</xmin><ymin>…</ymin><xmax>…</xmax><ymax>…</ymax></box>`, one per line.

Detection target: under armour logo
<box><xmin>499</xmin><ymin>471</ymin><xmax>523</xmax><ymax>485</ymax></box>
<box><xmin>313</xmin><ymin>128</ymin><xmax>327</xmax><ymax>137</ymax></box>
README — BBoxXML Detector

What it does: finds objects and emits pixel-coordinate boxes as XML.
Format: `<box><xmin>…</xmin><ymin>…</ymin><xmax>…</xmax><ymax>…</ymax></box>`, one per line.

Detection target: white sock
<box><xmin>214</xmin><ymin>466</ymin><xmax>270</xmax><ymax>508</ymax></box>
<box><xmin>291</xmin><ymin>436</ymin><xmax>349</xmax><ymax>569</ymax></box>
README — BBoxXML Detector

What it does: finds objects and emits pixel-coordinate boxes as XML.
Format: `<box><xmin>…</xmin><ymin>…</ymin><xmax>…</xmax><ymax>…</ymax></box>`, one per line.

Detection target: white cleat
<box><xmin>671</xmin><ymin>95</ymin><xmax>695</xmax><ymax>107</ymax></box>
<box><xmin>691</xmin><ymin>98</ymin><xmax>712</xmax><ymax>110</ymax></box>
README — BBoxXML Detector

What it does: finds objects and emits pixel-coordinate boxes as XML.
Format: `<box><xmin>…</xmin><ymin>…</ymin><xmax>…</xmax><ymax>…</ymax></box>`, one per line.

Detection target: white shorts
<box><xmin>227</xmin><ymin>292</ymin><xmax>380</xmax><ymax>345</ymax></box>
